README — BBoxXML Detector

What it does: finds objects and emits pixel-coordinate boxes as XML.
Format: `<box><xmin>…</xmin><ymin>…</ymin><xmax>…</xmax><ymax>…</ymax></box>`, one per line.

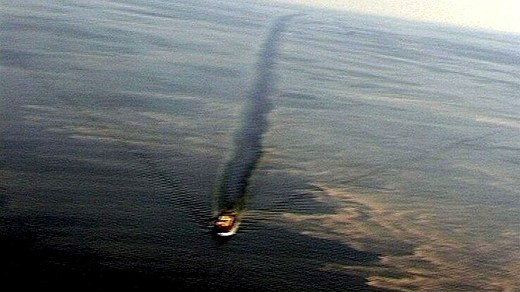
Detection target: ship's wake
<box><xmin>215</xmin><ymin>15</ymin><xmax>299</xmax><ymax>216</ymax></box>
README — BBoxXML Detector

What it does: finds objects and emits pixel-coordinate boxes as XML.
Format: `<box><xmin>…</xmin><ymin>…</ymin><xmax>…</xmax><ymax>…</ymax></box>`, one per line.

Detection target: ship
<box><xmin>213</xmin><ymin>210</ymin><xmax>239</xmax><ymax>237</ymax></box>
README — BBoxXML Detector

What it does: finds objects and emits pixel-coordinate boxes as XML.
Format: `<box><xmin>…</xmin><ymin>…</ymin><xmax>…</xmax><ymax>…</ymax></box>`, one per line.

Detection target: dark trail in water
<box><xmin>218</xmin><ymin>15</ymin><xmax>298</xmax><ymax>210</ymax></box>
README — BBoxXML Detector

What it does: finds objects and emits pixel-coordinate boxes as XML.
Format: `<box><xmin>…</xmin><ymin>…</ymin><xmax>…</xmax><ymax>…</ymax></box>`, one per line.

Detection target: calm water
<box><xmin>1</xmin><ymin>0</ymin><xmax>519</xmax><ymax>291</ymax></box>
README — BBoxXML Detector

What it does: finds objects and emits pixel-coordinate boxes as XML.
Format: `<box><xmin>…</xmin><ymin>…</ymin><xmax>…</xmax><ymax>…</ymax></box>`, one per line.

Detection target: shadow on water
<box><xmin>1</xmin><ymin>213</ymin><xmax>386</xmax><ymax>292</ymax></box>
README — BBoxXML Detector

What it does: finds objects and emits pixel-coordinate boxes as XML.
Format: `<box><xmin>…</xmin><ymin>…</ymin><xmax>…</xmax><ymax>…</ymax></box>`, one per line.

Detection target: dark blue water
<box><xmin>2</xmin><ymin>0</ymin><xmax>519</xmax><ymax>290</ymax></box>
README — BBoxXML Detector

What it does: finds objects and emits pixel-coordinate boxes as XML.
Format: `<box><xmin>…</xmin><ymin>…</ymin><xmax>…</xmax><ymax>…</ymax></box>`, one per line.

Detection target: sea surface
<box><xmin>1</xmin><ymin>0</ymin><xmax>519</xmax><ymax>291</ymax></box>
